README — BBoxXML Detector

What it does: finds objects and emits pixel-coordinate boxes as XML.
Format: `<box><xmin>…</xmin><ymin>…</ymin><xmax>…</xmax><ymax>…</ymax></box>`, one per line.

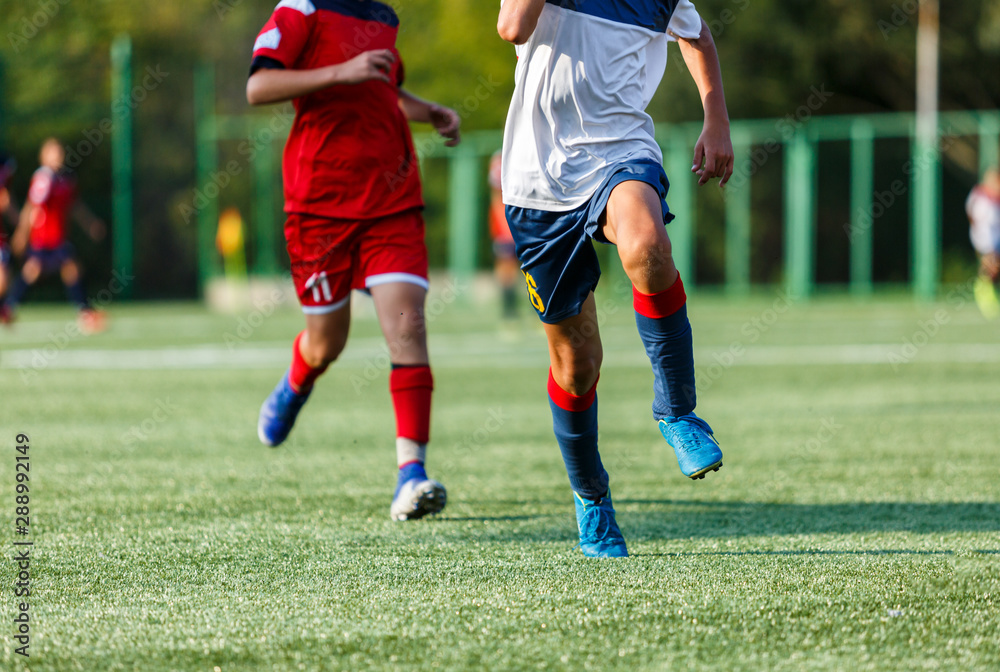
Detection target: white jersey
<box><xmin>501</xmin><ymin>0</ymin><xmax>702</xmax><ymax>212</ymax></box>
<box><xmin>967</xmin><ymin>187</ymin><xmax>1000</xmax><ymax>256</ymax></box>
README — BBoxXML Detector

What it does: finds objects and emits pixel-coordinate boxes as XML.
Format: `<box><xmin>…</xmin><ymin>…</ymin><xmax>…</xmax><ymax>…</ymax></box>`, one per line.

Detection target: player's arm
<box><xmin>247</xmin><ymin>50</ymin><xmax>396</xmax><ymax>106</ymax></box>
<box><xmin>497</xmin><ymin>0</ymin><xmax>547</xmax><ymax>44</ymax></box>
<box><xmin>397</xmin><ymin>89</ymin><xmax>461</xmax><ymax>147</ymax></box>
<box><xmin>677</xmin><ymin>19</ymin><xmax>734</xmax><ymax>186</ymax></box>
<box><xmin>72</xmin><ymin>201</ymin><xmax>106</xmax><ymax>241</ymax></box>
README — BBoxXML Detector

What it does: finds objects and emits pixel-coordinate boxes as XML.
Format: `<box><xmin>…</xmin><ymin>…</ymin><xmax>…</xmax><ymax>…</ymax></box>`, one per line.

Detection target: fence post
<box><xmin>849</xmin><ymin>119</ymin><xmax>874</xmax><ymax>296</ymax></box>
<box><xmin>194</xmin><ymin>63</ymin><xmax>221</xmax><ymax>291</ymax></box>
<box><xmin>784</xmin><ymin>133</ymin><xmax>816</xmax><ymax>298</ymax></box>
<box><xmin>110</xmin><ymin>35</ymin><xmax>134</xmax><ymax>298</ymax></box>
<box><xmin>447</xmin><ymin>142</ymin><xmax>480</xmax><ymax>282</ymax></box>
<box><xmin>725</xmin><ymin>129</ymin><xmax>752</xmax><ymax>294</ymax></box>
<box><xmin>911</xmin><ymin>133</ymin><xmax>940</xmax><ymax>300</ymax></box>
<box><xmin>667</xmin><ymin>128</ymin><xmax>695</xmax><ymax>286</ymax></box>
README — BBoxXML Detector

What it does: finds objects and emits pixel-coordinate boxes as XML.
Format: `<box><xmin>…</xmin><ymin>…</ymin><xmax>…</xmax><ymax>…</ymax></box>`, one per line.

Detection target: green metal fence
<box><xmin>110</xmin><ymin>34</ymin><xmax>134</xmax><ymax>298</ymax></box>
<box><xmin>192</xmin><ymin>71</ymin><xmax>1000</xmax><ymax>300</ymax></box>
<box><xmin>420</xmin><ymin>110</ymin><xmax>999</xmax><ymax>300</ymax></box>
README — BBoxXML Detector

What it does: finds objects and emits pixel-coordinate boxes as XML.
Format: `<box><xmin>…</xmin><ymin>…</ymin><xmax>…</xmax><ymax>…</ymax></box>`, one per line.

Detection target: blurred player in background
<box><xmin>0</xmin><ymin>152</ymin><xmax>19</xmax><ymax>324</ymax></box>
<box><xmin>498</xmin><ymin>0</ymin><xmax>733</xmax><ymax>557</ymax></box>
<box><xmin>5</xmin><ymin>138</ymin><xmax>106</xmax><ymax>331</ymax></box>
<box><xmin>967</xmin><ymin>168</ymin><xmax>1000</xmax><ymax>320</ymax></box>
<box><xmin>488</xmin><ymin>151</ymin><xmax>519</xmax><ymax>321</ymax></box>
<box><xmin>248</xmin><ymin>0</ymin><xmax>460</xmax><ymax>521</ymax></box>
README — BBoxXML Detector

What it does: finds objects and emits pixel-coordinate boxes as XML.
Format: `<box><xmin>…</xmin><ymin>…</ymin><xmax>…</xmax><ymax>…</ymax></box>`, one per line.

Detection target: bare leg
<box><xmin>544</xmin><ymin>292</ymin><xmax>603</xmax><ymax>395</ymax></box>
<box><xmin>600</xmin><ymin>180</ymin><xmax>677</xmax><ymax>293</ymax></box>
<box><xmin>300</xmin><ymin>301</ymin><xmax>352</xmax><ymax>369</ymax></box>
<box><xmin>370</xmin><ymin>281</ymin><xmax>429</xmax><ymax>365</ymax></box>
<box><xmin>370</xmin><ymin>281</ymin><xmax>444</xmax><ymax>521</ymax></box>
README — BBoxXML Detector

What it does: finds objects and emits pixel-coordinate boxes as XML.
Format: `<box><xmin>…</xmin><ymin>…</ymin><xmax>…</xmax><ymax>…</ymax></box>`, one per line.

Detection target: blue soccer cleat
<box><xmin>659</xmin><ymin>413</ymin><xmax>723</xmax><ymax>479</ymax></box>
<box><xmin>574</xmin><ymin>491</ymin><xmax>628</xmax><ymax>558</ymax></box>
<box><xmin>257</xmin><ymin>372</ymin><xmax>311</xmax><ymax>447</ymax></box>
<box><xmin>390</xmin><ymin>477</ymin><xmax>447</xmax><ymax>521</ymax></box>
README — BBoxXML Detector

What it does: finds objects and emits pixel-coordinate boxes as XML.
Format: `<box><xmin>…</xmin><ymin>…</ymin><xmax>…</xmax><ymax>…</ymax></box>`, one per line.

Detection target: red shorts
<box><xmin>285</xmin><ymin>208</ymin><xmax>429</xmax><ymax>314</ymax></box>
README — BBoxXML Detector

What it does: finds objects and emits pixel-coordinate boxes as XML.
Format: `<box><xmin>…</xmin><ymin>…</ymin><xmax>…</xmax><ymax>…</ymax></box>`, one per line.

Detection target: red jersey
<box><xmin>250</xmin><ymin>0</ymin><xmax>423</xmax><ymax>221</ymax></box>
<box><xmin>28</xmin><ymin>167</ymin><xmax>77</xmax><ymax>250</ymax></box>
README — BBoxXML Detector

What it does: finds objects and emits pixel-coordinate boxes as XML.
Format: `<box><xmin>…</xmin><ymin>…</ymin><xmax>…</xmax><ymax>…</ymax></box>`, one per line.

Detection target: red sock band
<box><xmin>633</xmin><ymin>274</ymin><xmax>686</xmax><ymax>319</ymax></box>
<box><xmin>390</xmin><ymin>365</ymin><xmax>434</xmax><ymax>443</ymax></box>
<box><xmin>547</xmin><ymin>369</ymin><xmax>598</xmax><ymax>412</ymax></box>
<box><xmin>289</xmin><ymin>331</ymin><xmax>329</xmax><ymax>393</ymax></box>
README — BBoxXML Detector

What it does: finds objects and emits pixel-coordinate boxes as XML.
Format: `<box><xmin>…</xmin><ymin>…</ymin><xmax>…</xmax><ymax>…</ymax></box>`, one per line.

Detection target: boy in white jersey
<box><xmin>498</xmin><ymin>0</ymin><xmax>734</xmax><ymax>557</ymax></box>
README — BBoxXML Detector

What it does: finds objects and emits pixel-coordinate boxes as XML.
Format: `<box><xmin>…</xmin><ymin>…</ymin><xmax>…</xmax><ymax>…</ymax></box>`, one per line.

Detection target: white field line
<box><xmin>2</xmin><ymin>341</ymin><xmax>1000</xmax><ymax>371</ymax></box>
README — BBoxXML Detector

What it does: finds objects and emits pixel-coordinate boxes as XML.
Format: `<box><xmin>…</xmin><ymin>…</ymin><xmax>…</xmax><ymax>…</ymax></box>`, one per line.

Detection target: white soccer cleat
<box><xmin>390</xmin><ymin>478</ymin><xmax>447</xmax><ymax>521</ymax></box>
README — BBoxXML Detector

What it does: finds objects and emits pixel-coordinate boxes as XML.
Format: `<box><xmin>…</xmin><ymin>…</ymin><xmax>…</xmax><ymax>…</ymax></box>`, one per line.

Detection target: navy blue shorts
<box><xmin>27</xmin><ymin>243</ymin><xmax>75</xmax><ymax>274</ymax></box>
<box><xmin>505</xmin><ymin>159</ymin><xmax>673</xmax><ymax>324</ymax></box>
<box><xmin>0</xmin><ymin>241</ymin><xmax>9</xmax><ymax>267</ymax></box>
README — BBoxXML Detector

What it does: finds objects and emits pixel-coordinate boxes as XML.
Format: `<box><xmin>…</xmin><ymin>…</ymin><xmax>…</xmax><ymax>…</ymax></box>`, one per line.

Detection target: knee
<box><xmin>552</xmin><ymin>345</ymin><xmax>603</xmax><ymax>395</ymax></box>
<box><xmin>303</xmin><ymin>330</ymin><xmax>347</xmax><ymax>366</ymax></box>
<box><xmin>620</xmin><ymin>230</ymin><xmax>672</xmax><ymax>274</ymax></box>
<box><xmin>386</xmin><ymin>308</ymin><xmax>428</xmax><ymax>355</ymax></box>
<box><xmin>22</xmin><ymin>260</ymin><xmax>41</xmax><ymax>283</ymax></box>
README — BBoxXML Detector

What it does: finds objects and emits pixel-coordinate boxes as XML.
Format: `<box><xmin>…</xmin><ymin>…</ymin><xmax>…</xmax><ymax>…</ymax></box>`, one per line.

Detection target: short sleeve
<box><xmin>250</xmin><ymin>2</ymin><xmax>314</xmax><ymax>74</ymax></box>
<box><xmin>666</xmin><ymin>0</ymin><xmax>703</xmax><ymax>41</ymax></box>
<box><xmin>28</xmin><ymin>170</ymin><xmax>52</xmax><ymax>206</ymax></box>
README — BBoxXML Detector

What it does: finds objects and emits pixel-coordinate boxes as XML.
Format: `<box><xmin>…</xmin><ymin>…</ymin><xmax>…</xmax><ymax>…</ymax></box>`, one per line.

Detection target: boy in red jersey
<box><xmin>248</xmin><ymin>0</ymin><xmax>460</xmax><ymax>521</ymax></box>
<box><xmin>5</xmin><ymin>139</ymin><xmax>106</xmax><ymax>330</ymax></box>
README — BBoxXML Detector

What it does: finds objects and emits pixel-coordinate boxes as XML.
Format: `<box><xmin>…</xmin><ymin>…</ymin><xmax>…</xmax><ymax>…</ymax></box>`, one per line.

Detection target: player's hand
<box><xmin>335</xmin><ymin>49</ymin><xmax>395</xmax><ymax>85</ymax></box>
<box><xmin>692</xmin><ymin>121</ymin><xmax>734</xmax><ymax>187</ymax></box>
<box><xmin>430</xmin><ymin>105</ymin><xmax>461</xmax><ymax>147</ymax></box>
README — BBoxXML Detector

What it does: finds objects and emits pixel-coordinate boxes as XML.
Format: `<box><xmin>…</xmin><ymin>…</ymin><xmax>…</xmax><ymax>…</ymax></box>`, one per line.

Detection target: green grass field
<box><xmin>1</xmin><ymin>283</ymin><xmax>999</xmax><ymax>671</ymax></box>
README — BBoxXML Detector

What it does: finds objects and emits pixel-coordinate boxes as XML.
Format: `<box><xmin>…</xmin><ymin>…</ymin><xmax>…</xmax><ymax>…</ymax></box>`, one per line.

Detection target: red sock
<box><xmin>390</xmin><ymin>365</ymin><xmax>433</xmax><ymax>443</ymax></box>
<box><xmin>633</xmin><ymin>274</ymin><xmax>687</xmax><ymax>318</ymax></box>
<box><xmin>289</xmin><ymin>331</ymin><xmax>329</xmax><ymax>393</ymax></box>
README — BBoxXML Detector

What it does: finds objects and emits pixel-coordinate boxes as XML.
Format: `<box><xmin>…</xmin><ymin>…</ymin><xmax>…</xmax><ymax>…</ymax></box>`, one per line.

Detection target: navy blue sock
<box><xmin>66</xmin><ymin>280</ymin><xmax>89</xmax><ymax>310</ymax></box>
<box><xmin>633</xmin><ymin>277</ymin><xmax>697</xmax><ymax>420</ymax></box>
<box><xmin>6</xmin><ymin>276</ymin><xmax>28</xmax><ymax>308</ymax></box>
<box><xmin>548</xmin><ymin>370</ymin><xmax>608</xmax><ymax>501</ymax></box>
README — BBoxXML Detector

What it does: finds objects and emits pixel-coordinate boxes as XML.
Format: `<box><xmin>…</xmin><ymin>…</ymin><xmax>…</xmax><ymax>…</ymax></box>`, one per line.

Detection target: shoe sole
<box><xmin>579</xmin><ymin>545</ymin><xmax>629</xmax><ymax>558</ymax></box>
<box><xmin>689</xmin><ymin>461</ymin><xmax>723</xmax><ymax>480</ymax></box>
<box><xmin>391</xmin><ymin>481</ymin><xmax>447</xmax><ymax>521</ymax></box>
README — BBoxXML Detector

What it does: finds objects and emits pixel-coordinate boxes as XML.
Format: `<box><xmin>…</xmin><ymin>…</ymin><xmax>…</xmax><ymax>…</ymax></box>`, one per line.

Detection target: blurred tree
<box><xmin>1</xmin><ymin>0</ymin><xmax>997</xmax><ymax>297</ymax></box>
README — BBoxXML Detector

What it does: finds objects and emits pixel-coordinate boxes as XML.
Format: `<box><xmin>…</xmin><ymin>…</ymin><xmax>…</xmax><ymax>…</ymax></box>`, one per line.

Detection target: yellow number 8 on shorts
<box><xmin>525</xmin><ymin>272</ymin><xmax>545</xmax><ymax>312</ymax></box>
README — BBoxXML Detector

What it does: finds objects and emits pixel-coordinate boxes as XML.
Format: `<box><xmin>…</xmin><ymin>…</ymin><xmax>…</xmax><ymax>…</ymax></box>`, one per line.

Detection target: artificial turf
<box><xmin>1</xmin><ymin>285</ymin><xmax>998</xmax><ymax>671</ymax></box>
